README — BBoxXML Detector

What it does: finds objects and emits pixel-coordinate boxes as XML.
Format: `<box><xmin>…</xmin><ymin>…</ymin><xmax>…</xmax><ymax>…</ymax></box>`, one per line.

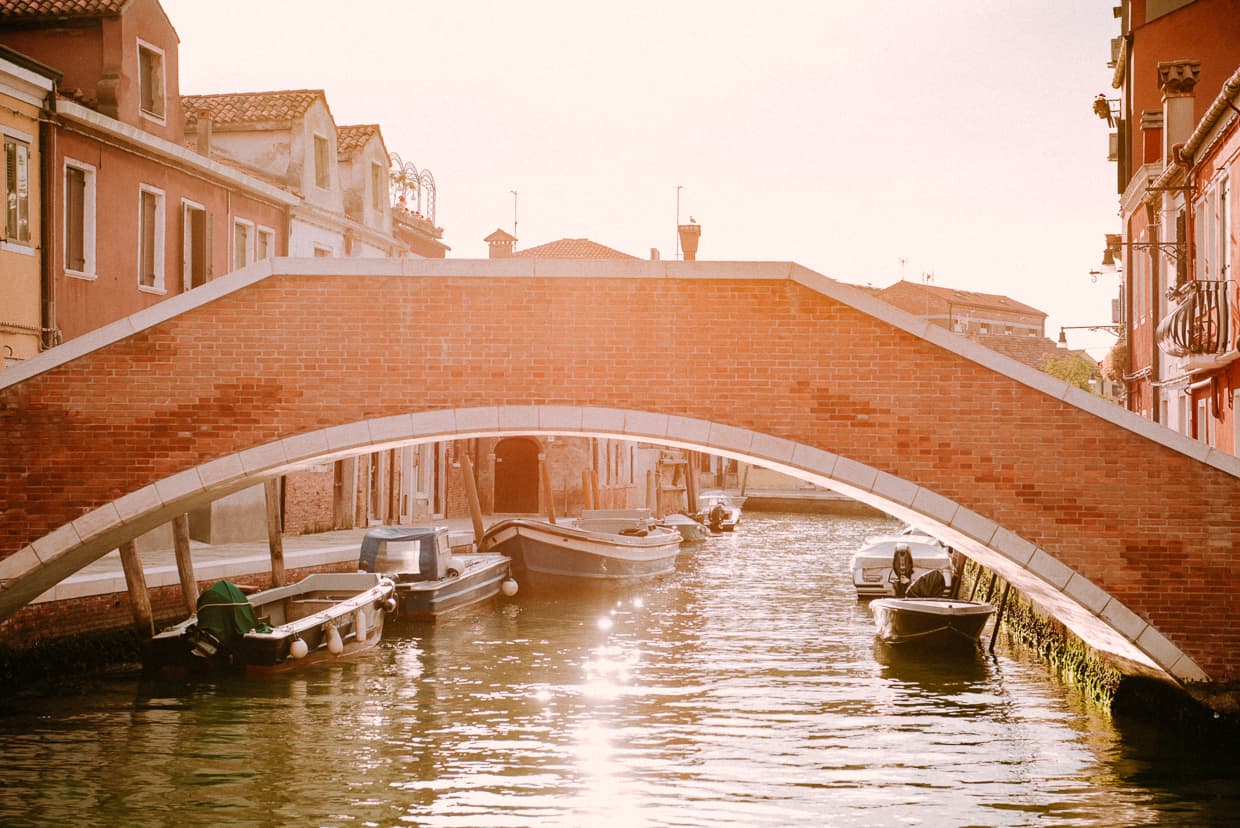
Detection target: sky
<box><xmin>160</xmin><ymin>0</ymin><xmax>1124</xmax><ymax>356</ymax></box>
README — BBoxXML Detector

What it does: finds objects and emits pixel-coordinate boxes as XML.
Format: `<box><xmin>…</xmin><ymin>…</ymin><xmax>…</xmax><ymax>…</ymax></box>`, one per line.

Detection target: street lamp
<box><xmin>1058</xmin><ymin>324</ymin><xmax>1122</xmax><ymax>347</ymax></box>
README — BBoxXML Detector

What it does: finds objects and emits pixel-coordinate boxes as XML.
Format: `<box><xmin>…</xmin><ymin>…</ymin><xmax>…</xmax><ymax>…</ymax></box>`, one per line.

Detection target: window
<box><xmin>182</xmin><ymin>201</ymin><xmax>208</xmax><ymax>289</ymax></box>
<box><xmin>371</xmin><ymin>161</ymin><xmax>385</xmax><ymax>210</ymax></box>
<box><xmin>1194</xmin><ymin>195</ymin><xmax>1207</xmax><ymax>281</ymax></box>
<box><xmin>1234</xmin><ymin>390</ymin><xmax>1240</xmax><ymax>456</ymax></box>
<box><xmin>257</xmin><ymin>226</ymin><xmax>275</xmax><ymax>260</ymax></box>
<box><xmin>314</xmin><ymin>134</ymin><xmax>331</xmax><ymax>189</ymax></box>
<box><xmin>1219</xmin><ymin>177</ymin><xmax>1230</xmax><ymax>281</ymax></box>
<box><xmin>233</xmin><ymin>218</ymin><xmax>254</xmax><ymax>270</ymax></box>
<box><xmin>313</xmin><ymin>244</ymin><xmax>332</xmax><ymax>257</ymax></box>
<box><xmin>4</xmin><ymin>136</ymin><xmax>30</xmax><ymax>245</ymax></box>
<box><xmin>137</xmin><ymin>185</ymin><xmax>165</xmax><ymax>291</ymax></box>
<box><xmin>137</xmin><ymin>40</ymin><xmax>166</xmax><ymax>120</ymax></box>
<box><xmin>65</xmin><ymin>161</ymin><xmax>97</xmax><ymax>275</ymax></box>
<box><xmin>1195</xmin><ymin>397</ymin><xmax>1214</xmax><ymax>446</ymax></box>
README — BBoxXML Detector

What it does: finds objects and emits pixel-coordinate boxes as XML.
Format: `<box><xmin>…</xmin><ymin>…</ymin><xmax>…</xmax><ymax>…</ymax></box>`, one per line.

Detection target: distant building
<box><xmin>873</xmin><ymin>280</ymin><xmax>1047</xmax><ymax>338</ymax></box>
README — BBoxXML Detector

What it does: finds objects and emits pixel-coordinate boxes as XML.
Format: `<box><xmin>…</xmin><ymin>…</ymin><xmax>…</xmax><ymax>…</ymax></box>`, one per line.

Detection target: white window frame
<box><xmin>64</xmin><ymin>158</ymin><xmax>97</xmax><ymax>279</ymax></box>
<box><xmin>181</xmin><ymin>198</ymin><xmax>208</xmax><ymax>290</ymax></box>
<box><xmin>137</xmin><ymin>184</ymin><xmax>166</xmax><ymax>293</ymax></box>
<box><xmin>3</xmin><ymin>129</ymin><xmax>33</xmax><ymax>251</ymax></box>
<box><xmin>1219</xmin><ymin>175</ymin><xmax>1230</xmax><ymax>282</ymax></box>
<box><xmin>1234</xmin><ymin>389</ymin><xmax>1240</xmax><ymax>456</ymax></box>
<box><xmin>1196</xmin><ymin>397</ymin><xmax>1214</xmax><ymax>446</ymax></box>
<box><xmin>232</xmin><ymin>217</ymin><xmax>255</xmax><ymax>271</ymax></box>
<box><xmin>313</xmin><ymin>133</ymin><xmax>331</xmax><ymax>190</ymax></box>
<box><xmin>136</xmin><ymin>38</ymin><xmax>167</xmax><ymax>125</ymax></box>
<box><xmin>256</xmin><ymin>225</ymin><xmax>275</xmax><ymax>260</ymax></box>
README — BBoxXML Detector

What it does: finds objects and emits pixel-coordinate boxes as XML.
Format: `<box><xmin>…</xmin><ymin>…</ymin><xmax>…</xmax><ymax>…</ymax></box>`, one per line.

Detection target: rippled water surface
<box><xmin>2</xmin><ymin>513</ymin><xmax>1237</xmax><ymax>827</ymax></box>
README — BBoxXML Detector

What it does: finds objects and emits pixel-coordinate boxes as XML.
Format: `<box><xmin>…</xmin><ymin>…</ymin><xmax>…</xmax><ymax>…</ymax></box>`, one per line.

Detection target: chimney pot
<box><xmin>677</xmin><ymin>223</ymin><xmax>701</xmax><ymax>261</ymax></box>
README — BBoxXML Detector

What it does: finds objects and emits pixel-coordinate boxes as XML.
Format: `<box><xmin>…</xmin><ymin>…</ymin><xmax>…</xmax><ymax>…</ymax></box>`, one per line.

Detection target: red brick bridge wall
<box><xmin>1</xmin><ymin>259</ymin><xmax>1238</xmax><ymax>685</ymax></box>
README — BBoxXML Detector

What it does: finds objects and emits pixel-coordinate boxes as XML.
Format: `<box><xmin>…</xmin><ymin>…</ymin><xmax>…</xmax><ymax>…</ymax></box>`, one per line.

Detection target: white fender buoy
<box><xmin>383</xmin><ymin>597</ymin><xmax>397</xmax><ymax>614</ymax></box>
<box><xmin>325</xmin><ymin>623</ymin><xmax>343</xmax><ymax>655</ymax></box>
<box><xmin>289</xmin><ymin>638</ymin><xmax>309</xmax><ymax>659</ymax></box>
<box><xmin>354</xmin><ymin>608</ymin><xmax>368</xmax><ymax>641</ymax></box>
<box><xmin>501</xmin><ymin>578</ymin><xmax>519</xmax><ymax>597</ymax></box>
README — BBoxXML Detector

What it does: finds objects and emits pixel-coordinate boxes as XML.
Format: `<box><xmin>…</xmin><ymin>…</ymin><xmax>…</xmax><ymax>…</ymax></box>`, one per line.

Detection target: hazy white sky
<box><xmin>161</xmin><ymin>0</ymin><xmax>1123</xmax><ymax>354</ymax></box>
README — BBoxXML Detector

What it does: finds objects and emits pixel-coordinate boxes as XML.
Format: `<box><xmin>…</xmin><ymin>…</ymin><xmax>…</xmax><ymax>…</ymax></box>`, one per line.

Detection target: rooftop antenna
<box><xmin>510</xmin><ymin>190</ymin><xmax>518</xmax><ymax>237</ymax></box>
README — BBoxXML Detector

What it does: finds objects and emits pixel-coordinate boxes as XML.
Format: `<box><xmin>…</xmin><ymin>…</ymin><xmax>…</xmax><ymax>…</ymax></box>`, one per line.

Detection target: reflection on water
<box><xmin>0</xmin><ymin>513</ymin><xmax>1237</xmax><ymax>826</ymax></box>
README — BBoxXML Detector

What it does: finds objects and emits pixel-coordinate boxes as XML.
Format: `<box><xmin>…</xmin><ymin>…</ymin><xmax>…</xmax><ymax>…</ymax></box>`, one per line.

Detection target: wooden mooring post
<box><xmin>171</xmin><ymin>513</ymin><xmax>197</xmax><ymax>614</ymax></box>
<box><xmin>582</xmin><ymin>470</ymin><xmax>594</xmax><ymax>510</ymax></box>
<box><xmin>264</xmin><ymin>479</ymin><xmax>285</xmax><ymax>586</ymax></box>
<box><xmin>118</xmin><ymin>540</ymin><xmax>153</xmax><ymax>636</ymax></box>
<box><xmin>461</xmin><ymin>453</ymin><xmax>486</xmax><ymax>549</ymax></box>
<box><xmin>540</xmin><ymin>458</ymin><xmax>557</xmax><ymax>524</ymax></box>
<box><xmin>989</xmin><ymin>582</ymin><xmax>1012</xmax><ymax>654</ymax></box>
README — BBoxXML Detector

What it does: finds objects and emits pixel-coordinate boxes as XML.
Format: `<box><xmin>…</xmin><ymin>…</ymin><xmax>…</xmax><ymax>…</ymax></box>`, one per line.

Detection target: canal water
<box><xmin>1</xmin><ymin>513</ymin><xmax>1237</xmax><ymax>827</ymax></box>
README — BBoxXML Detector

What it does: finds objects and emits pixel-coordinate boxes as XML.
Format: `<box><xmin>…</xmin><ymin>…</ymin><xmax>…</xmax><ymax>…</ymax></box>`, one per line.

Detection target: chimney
<box><xmin>1159</xmin><ymin>59</ymin><xmax>1200</xmax><ymax>165</ymax></box>
<box><xmin>195</xmin><ymin>109</ymin><xmax>213</xmax><ymax>157</ymax></box>
<box><xmin>484</xmin><ymin>228</ymin><xmax>517</xmax><ymax>259</ymax></box>
<box><xmin>677</xmin><ymin>222</ymin><xmax>701</xmax><ymax>261</ymax></box>
<box><xmin>650</xmin><ymin>248</ymin><xmax>660</xmax><ymax>261</ymax></box>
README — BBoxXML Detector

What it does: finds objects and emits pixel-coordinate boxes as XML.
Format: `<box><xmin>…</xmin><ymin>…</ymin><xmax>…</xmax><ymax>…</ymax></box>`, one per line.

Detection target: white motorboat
<box><xmin>849</xmin><ymin>527</ymin><xmax>955</xmax><ymax>598</ymax></box>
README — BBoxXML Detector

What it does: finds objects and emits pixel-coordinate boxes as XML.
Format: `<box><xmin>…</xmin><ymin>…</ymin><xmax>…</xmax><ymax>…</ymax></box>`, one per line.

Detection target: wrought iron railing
<box><xmin>1154</xmin><ymin>279</ymin><xmax>1235</xmax><ymax>358</ymax></box>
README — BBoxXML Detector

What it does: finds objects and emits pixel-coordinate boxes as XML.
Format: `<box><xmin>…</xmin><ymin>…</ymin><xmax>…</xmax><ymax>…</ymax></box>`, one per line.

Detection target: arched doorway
<box><xmin>493</xmin><ymin>437</ymin><xmax>541</xmax><ymax>513</ymax></box>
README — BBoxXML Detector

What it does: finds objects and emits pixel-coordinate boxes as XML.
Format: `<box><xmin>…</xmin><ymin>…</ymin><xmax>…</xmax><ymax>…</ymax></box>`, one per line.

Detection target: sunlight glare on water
<box><xmin>0</xmin><ymin>513</ymin><xmax>1237</xmax><ymax>827</ymax></box>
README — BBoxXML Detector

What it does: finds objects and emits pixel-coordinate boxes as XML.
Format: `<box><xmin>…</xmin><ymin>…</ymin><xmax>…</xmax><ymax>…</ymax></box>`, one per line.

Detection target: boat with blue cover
<box><xmin>358</xmin><ymin>525</ymin><xmax>516</xmax><ymax>621</ymax></box>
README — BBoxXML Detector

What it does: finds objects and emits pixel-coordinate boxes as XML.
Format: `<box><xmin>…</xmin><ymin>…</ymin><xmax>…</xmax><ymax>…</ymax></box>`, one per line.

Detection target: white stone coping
<box><xmin>1</xmin><ymin>405</ymin><xmax>1210</xmax><ymax>685</ymax></box>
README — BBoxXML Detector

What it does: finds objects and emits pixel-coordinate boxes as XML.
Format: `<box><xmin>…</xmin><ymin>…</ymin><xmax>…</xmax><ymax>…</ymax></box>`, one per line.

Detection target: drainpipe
<box><xmin>38</xmin><ymin>89</ymin><xmax>59</xmax><ymax>350</ymax></box>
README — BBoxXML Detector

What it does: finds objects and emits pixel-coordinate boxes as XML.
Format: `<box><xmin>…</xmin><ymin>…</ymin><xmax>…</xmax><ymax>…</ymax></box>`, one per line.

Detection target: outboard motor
<box><xmin>890</xmin><ymin>543</ymin><xmax>915</xmax><ymax>598</ymax></box>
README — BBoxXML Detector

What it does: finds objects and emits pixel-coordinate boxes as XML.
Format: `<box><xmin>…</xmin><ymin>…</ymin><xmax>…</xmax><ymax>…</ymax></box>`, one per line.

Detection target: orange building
<box><xmin>1104</xmin><ymin>0</ymin><xmax>1240</xmax><ymax>450</ymax></box>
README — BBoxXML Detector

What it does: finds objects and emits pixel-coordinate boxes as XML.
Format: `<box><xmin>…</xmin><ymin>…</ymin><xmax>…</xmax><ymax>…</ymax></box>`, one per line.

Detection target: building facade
<box><xmin>0</xmin><ymin>45</ymin><xmax>56</xmax><ymax>367</ymax></box>
<box><xmin>1104</xmin><ymin>0</ymin><xmax>1240</xmax><ymax>452</ymax></box>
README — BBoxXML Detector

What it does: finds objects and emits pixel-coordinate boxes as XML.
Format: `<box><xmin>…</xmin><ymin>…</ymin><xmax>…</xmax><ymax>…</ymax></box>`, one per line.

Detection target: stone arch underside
<box><xmin>0</xmin><ymin>407</ymin><xmax>1212</xmax><ymax>685</ymax></box>
<box><xmin>2</xmin><ymin>258</ymin><xmax>1238</xmax><ymax>686</ymax></box>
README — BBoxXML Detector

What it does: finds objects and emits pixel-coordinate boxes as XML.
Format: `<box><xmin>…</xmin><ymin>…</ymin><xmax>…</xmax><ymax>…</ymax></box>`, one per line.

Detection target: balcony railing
<box><xmin>1155</xmin><ymin>279</ymin><xmax>1235</xmax><ymax>358</ymax></box>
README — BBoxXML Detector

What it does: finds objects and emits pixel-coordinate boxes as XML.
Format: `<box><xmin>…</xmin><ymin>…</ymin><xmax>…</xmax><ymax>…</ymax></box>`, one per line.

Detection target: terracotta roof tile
<box><xmin>877</xmin><ymin>280</ymin><xmax>1046</xmax><ymax>319</ymax></box>
<box><xmin>969</xmin><ymin>332</ymin><xmax>1096</xmax><ymax>374</ymax></box>
<box><xmin>182</xmin><ymin>90</ymin><xmax>325</xmax><ymax>128</ymax></box>
<box><xmin>337</xmin><ymin>124</ymin><xmax>380</xmax><ymax>158</ymax></box>
<box><xmin>0</xmin><ymin>0</ymin><xmax>126</xmax><ymax>18</ymax></box>
<box><xmin>514</xmin><ymin>238</ymin><xmax>638</xmax><ymax>259</ymax></box>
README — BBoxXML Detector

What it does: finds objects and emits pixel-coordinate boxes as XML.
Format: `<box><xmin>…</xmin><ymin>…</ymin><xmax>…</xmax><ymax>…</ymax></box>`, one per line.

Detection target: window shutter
<box><xmin>66</xmin><ymin>167</ymin><xmax>85</xmax><ymax>271</ymax></box>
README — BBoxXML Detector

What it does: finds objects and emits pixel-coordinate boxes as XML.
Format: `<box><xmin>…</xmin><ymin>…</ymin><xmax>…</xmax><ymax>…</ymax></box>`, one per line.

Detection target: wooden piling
<box><xmin>684</xmin><ymin>453</ymin><xmax>698</xmax><ymax>516</ymax></box>
<box><xmin>462</xmin><ymin>453</ymin><xmax>486</xmax><ymax>548</ymax></box>
<box><xmin>646</xmin><ymin>469</ymin><xmax>657</xmax><ymax>517</ymax></box>
<box><xmin>590</xmin><ymin>468</ymin><xmax>601</xmax><ymax>510</ymax></box>
<box><xmin>540</xmin><ymin>459</ymin><xmax>557</xmax><ymax>524</ymax></box>
<box><xmin>118</xmin><ymin>540</ymin><xmax>153</xmax><ymax>636</ymax></box>
<box><xmin>989</xmin><ymin>583</ymin><xmax>1012</xmax><ymax>654</ymax></box>
<box><xmin>171</xmin><ymin>514</ymin><xmax>197</xmax><ymax>614</ymax></box>
<box><xmin>264</xmin><ymin>479</ymin><xmax>285</xmax><ymax>586</ymax></box>
<box><xmin>582</xmin><ymin>470</ymin><xmax>594</xmax><ymax>510</ymax></box>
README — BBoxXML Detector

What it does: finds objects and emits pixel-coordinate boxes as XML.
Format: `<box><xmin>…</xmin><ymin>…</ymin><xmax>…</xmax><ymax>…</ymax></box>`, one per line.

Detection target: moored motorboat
<box><xmin>869</xmin><ymin>597</ymin><xmax>994</xmax><ymax>647</ymax></box>
<box><xmin>849</xmin><ymin>527</ymin><xmax>955</xmax><ymax>598</ymax></box>
<box><xmin>144</xmin><ymin>572</ymin><xmax>395</xmax><ymax>677</ymax></box>
<box><xmin>358</xmin><ymin>525</ymin><xmax>517</xmax><ymax>621</ymax></box>
<box><xmin>658</xmin><ymin>512</ymin><xmax>712</xmax><ymax>543</ymax></box>
<box><xmin>695</xmin><ymin>491</ymin><xmax>743</xmax><ymax>532</ymax></box>
<box><xmin>479</xmin><ymin>510</ymin><xmax>681</xmax><ymax>587</ymax></box>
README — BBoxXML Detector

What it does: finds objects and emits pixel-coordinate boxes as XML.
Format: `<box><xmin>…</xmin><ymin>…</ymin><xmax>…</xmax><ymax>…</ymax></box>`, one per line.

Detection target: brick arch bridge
<box><xmin>1</xmin><ymin>259</ymin><xmax>1238</xmax><ymax>689</ymax></box>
